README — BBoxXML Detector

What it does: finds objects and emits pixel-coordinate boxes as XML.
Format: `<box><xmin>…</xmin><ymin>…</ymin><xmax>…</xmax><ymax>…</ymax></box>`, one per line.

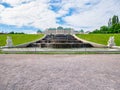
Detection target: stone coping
<box><xmin>1</xmin><ymin>48</ymin><xmax>120</xmax><ymax>52</ymax></box>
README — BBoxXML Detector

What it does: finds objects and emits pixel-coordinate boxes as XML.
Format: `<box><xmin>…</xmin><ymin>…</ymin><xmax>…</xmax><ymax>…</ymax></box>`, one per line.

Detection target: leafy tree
<box><xmin>8</xmin><ymin>31</ymin><xmax>24</xmax><ymax>34</ymax></box>
<box><xmin>100</xmin><ymin>26</ymin><xmax>109</xmax><ymax>33</ymax></box>
<box><xmin>91</xmin><ymin>29</ymin><xmax>100</xmax><ymax>34</ymax></box>
<box><xmin>108</xmin><ymin>27</ymin><xmax>113</xmax><ymax>33</ymax></box>
<box><xmin>15</xmin><ymin>32</ymin><xmax>24</xmax><ymax>34</ymax></box>
<box><xmin>112</xmin><ymin>15</ymin><xmax>119</xmax><ymax>25</ymax></box>
<box><xmin>114</xmin><ymin>23</ymin><xmax>120</xmax><ymax>33</ymax></box>
<box><xmin>79</xmin><ymin>29</ymin><xmax>84</xmax><ymax>33</ymax></box>
<box><xmin>9</xmin><ymin>31</ymin><xmax>14</xmax><ymax>34</ymax></box>
<box><xmin>91</xmin><ymin>15</ymin><xmax>120</xmax><ymax>34</ymax></box>
<box><xmin>108</xmin><ymin>23</ymin><xmax>120</xmax><ymax>33</ymax></box>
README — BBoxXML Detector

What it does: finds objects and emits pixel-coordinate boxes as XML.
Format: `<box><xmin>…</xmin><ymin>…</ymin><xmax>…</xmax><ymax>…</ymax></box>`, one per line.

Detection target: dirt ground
<box><xmin>0</xmin><ymin>54</ymin><xmax>120</xmax><ymax>90</ymax></box>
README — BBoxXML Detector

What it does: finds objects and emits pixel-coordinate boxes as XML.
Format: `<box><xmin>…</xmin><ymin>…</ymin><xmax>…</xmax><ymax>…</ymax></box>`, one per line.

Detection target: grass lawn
<box><xmin>76</xmin><ymin>34</ymin><xmax>120</xmax><ymax>46</ymax></box>
<box><xmin>0</xmin><ymin>34</ymin><xmax>44</xmax><ymax>46</ymax></box>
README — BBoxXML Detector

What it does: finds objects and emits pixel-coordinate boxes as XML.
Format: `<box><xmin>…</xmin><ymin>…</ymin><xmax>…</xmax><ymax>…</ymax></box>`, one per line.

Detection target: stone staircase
<box><xmin>26</xmin><ymin>34</ymin><xmax>93</xmax><ymax>48</ymax></box>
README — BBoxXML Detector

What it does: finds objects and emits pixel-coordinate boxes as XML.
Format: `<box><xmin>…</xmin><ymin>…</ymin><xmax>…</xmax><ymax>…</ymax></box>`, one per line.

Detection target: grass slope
<box><xmin>0</xmin><ymin>34</ymin><xmax>44</xmax><ymax>46</ymax></box>
<box><xmin>76</xmin><ymin>34</ymin><xmax>120</xmax><ymax>46</ymax></box>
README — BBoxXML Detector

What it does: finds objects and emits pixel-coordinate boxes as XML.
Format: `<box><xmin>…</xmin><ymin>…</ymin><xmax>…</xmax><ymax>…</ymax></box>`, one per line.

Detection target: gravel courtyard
<box><xmin>0</xmin><ymin>54</ymin><xmax>120</xmax><ymax>90</ymax></box>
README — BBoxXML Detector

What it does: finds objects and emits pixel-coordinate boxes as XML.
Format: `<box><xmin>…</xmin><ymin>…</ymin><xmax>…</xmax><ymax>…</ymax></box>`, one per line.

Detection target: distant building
<box><xmin>74</xmin><ymin>31</ymin><xmax>79</xmax><ymax>34</ymax></box>
<box><xmin>85</xmin><ymin>31</ymin><xmax>90</xmax><ymax>34</ymax></box>
<box><xmin>44</xmin><ymin>26</ymin><xmax>75</xmax><ymax>35</ymax></box>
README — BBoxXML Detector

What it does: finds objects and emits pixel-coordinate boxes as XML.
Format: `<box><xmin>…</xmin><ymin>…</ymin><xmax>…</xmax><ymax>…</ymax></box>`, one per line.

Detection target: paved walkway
<box><xmin>0</xmin><ymin>54</ymin><xmax>120</xmax><ymax>90</ymax></box>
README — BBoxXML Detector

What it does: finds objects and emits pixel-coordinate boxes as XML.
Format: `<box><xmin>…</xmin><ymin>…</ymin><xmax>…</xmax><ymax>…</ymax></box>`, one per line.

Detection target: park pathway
<box><xmin>0</xmin><ymin>54</ymin><xmax>120</xmax><ymax>90</ymax></box>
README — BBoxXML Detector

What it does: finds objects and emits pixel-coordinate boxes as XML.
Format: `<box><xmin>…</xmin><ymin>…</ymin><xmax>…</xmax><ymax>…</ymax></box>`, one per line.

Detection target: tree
<box><xmin>114</xmin><ymin>23</ymin><xmax>120</xmax><ymax>33</ymax></box>
<box><xmin>79</xmin><ymin>29</ymin><xmax>84</xmax><ymax>33</ymax></box>
<box><xmin>112</xmin><ymin>15</ymin><xmax>119</xmax><ymax>25</ymax></box>
<box><xmin>91</xmin><ymin>15</ymin><xmax>120</xmax><ymax>34</ymax></box>
<box><xmin>8</xmin><ymin>31</ymin><xmax>24</xmax><ymax>34</ymax></box>
<box><xmin>91</xmin><ymin>29</ymin><xmax>100</xmax><ymax>34</ymax></box>
<box><xmin>100</xmin><ymin>26</ymin><xmax>109</xmax><ymax>33</ymax></box>
<box><xmin>15</xmin><ymin>32</ymin><xmax>24</xmax><ymax>34</ymax></box>
<box><xmin>109</xmin><ymin>23</ymin><xmax>120</xmax><ymax>33</ymax></box>
<box><xmin>37</xmin><ymin>29</ymin><xmax>42</xmax><ymax>33</ymax></box>
<box><xmin>108</xmin><ymin>27</ymin><xmax>113</xmax><ymax>33</ymax></box>
<box><xmin>9</xmin><ymin>31</ymin><xmax>14</xmax><ymax>34</ymax></box>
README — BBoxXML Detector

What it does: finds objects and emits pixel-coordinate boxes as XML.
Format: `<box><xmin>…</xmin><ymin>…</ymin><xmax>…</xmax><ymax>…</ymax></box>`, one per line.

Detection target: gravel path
<box><xmin>0</xmin><ymin>54</ymin><xmax>120</xmax><ymax>90</ymax></box>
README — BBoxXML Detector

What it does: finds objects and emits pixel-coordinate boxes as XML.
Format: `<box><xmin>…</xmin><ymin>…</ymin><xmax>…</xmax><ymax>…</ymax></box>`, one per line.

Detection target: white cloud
<box><xmin>0</xmin><ymin>0</ymin><xmax>59</xmax><ymax>29</ymax></box>
<box><xmin>57</xmin><ymin>0</ymin><xmax>100</xmax><ymax>15</ymax></box>
<box><xmin>1</xmin><ymin>0</ymin><xmax>34</xmax><ymax>6</ymax></box>
<box><xmin>0</xmin><ymin>4</ymin><xmax>5</xmax><ymax>12</ymax></box>
<box><xmin>0</xmin><ymin>0</ymin><xmax>120</xmax><ymax>32</ymax></box>
<box><xmin>63</xmin><ymin>0</ymin><xmax>120</xmax><ymax>31</ymax></box>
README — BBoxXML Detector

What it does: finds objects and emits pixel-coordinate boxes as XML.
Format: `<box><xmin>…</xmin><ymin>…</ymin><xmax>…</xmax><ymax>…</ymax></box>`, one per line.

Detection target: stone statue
<box><xmin>107</xmin><ymin>36</ymin><xmax>115</xmax><ymax>48</ymax></box>
<box><xmin>6</xmin><ymin>36</ymin><xmax>13</xmax><ymax>47</ymax></box>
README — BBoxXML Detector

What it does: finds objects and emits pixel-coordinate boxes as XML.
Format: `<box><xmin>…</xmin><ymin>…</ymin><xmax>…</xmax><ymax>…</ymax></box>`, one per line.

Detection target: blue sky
<box><xmin>0</xmin><ymin>0</ymin><xmax>120</xmax><ymax>33</ymax></box>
